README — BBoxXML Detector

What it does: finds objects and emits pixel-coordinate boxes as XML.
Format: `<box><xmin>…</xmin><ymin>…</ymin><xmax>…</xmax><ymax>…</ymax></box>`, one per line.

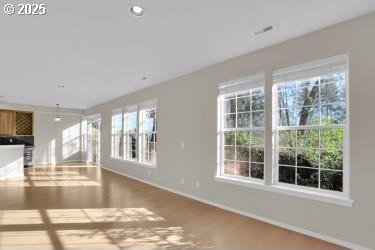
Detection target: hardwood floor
<box><xmin>0</xmin><ymin>164</ymin><xmax>345</xmax><ymax>250</ymax></box>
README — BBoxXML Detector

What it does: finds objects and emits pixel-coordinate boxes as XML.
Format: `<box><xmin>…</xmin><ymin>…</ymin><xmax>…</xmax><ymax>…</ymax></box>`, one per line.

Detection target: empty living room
<box><xmin>1</xmin><ymin>1</ymin><xmax>374</xmax><ymax>249</ymax></box>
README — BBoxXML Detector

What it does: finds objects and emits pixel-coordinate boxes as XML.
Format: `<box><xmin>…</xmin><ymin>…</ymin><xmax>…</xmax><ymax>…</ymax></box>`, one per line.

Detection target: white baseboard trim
<box><xmin>100</xmin><ymin>165</ymin><xmax>370</xmax><ymax>250</ymax></box>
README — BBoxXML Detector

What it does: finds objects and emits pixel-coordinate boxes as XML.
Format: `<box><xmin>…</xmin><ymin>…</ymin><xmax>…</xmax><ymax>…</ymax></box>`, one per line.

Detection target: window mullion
<box><xmin>264</xmin><ymin>70</ymin><xmax>273</xmax><ymax>186</ymax></box>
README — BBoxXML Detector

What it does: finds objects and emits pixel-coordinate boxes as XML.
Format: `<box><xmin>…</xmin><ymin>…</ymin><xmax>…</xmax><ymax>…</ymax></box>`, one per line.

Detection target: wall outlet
<box><xmin>180</xmin><ymin>178</ymin><xmax>184</xmax><ymax>184</ymax></box>
<box><xmin>195</xmin><ymin>181</ymin><xmax>200</xmax><ymax>189</ymax></box>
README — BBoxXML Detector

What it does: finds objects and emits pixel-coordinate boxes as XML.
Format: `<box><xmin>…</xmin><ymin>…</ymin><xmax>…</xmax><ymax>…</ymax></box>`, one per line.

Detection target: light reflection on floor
<box><xmin>0</xmin><ymin>227</ymin><xmax>197</xmax><ymax>250</ymax></box>
<box><xmin>0</xmin><ymin>165</ymin><xmax>207</xmax><ymax>250</ymax></box>
<box><xmin>0</xmin><ymin>164</ymin><xmax>342</xmax><ymax>250</ymax></box>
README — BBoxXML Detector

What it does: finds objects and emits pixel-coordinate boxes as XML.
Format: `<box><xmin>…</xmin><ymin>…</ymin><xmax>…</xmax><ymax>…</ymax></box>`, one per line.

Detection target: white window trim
<box><xmin>112</xmin><ymin>156</ymin><xmax>157</xmax><ymax>168</ymax></box>
<box><xmin>123</xmin><ymin>105</ymin><xmax>138</xmax><ymax>161</ymax></box>
<box><xmin>138</xmin><ymin>100</ymin><xmax>157</xmax><ymax>166</ymax></box>
<box><xmin>272</xmin><ymin>55</ymin><xmax>350</xmax><ymax>199</ymax></box>
<box><xmin>216</xmin><ymin>56</ymin><xmax>352</xmax><ymax>207</ymax></box>
<box><xmin>217</xmin><ymin>73</ymin><xmax>266</xmax><ymax>183</ymax></box>
<box><xmin>111</xmin><ymin>110</ymin><xmax>123</xmax><ymax>159</ymax></box>
<box><xmin>215</xmin><ymin>175</ymin><xmax>353</xmax><ymax>207</ymax></box>
<box><xmin>110</xmin><ymin>100</ymin><xmax>157</xmax><ymax>168</ymax></box>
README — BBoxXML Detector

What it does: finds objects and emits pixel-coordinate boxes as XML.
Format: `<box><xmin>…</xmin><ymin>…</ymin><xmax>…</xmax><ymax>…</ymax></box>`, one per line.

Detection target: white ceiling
<box><xmin>1</xmin><ymin>0</ymin><xmax>375</xmax><ymax>109</ymax></box>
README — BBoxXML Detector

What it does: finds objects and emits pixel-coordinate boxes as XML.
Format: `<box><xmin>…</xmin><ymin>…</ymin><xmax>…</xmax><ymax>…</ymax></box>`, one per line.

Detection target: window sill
<box><xmin>111</xmin><ymin>157</ymin><xmax>157</xmax><ymax>168</ymax></box>
<box><xmin>215</xmin><ymin>175</ymin><xmax>354</xmax><ymax>207</ymax></box>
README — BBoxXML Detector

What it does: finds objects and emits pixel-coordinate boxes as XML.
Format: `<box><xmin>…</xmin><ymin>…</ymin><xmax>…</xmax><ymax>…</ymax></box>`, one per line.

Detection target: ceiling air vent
<box><xmin>254</xmin><ymin>25</ymin><xmax>275</xmax><ymax>36</ymax></box>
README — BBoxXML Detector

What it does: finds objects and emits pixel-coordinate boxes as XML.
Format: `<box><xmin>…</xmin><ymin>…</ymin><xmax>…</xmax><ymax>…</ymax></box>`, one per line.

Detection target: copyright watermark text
<box><xmin>3</xmin><ymin>3</ymin><xmax>46</xmax><ymax>15</ymax></box>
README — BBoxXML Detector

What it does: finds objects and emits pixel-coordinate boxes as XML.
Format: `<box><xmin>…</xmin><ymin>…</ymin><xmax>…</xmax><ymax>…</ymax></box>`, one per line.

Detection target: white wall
<box><xmin>0</xmin><ymin>103</ymin><xmax>84</xmax><ymax>164</ymax></box>
<box><xmin>85</xmin><ymin>13</ymin><xmax>375</xmax><ymax>249</ymax></box>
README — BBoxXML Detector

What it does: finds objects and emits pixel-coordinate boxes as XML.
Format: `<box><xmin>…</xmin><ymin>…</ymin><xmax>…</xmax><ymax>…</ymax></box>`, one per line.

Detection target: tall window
<box><xmin>124</xmin><ymin>106</ymin><xmax>138</xmax><ymax>160</ymax></box>
<box><xmin>139</xmin><ymin>102</ymin><xmax>157</xmax><ymax>164</ymax></box>
<box><xmin>111</xmin><ymin>111</ymin><xmax>123</xmax><ymax>158</ymax></box>
<box><xmin>273</xmin><ymin>54</ymin><xmax>348</xmax><ymax>194</ymax></box>
<box><xmin>62</xmin><ymin>123</ymin><xmax>81</xmax><ymax>159</ymax></box>
<box><xmin>218</xmin><ymin>74</ymin><xmax>265</xmax><ymax>181</ymax></box>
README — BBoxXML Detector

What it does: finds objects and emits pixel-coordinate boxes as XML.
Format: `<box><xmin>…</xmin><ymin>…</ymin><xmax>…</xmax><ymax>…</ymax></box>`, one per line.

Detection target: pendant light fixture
<box><xmin>54</xmin><ymin>104</ymin><xmax>62</xmax><ymax>122</ymax></box>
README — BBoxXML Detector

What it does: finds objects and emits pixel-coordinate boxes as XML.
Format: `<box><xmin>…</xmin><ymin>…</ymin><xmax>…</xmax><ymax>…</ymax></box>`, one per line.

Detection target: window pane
<box><xmin>237</xmin><ymin>113</ymin><xmax>250</xmax><ymax>128</ymax></box>
<box><xmin>297</xmin><ymin>129</ymin><xmax>319</xmax><ymax>148</ymax></box>
<box><xmin>224</xmin><ymin>161</ymin><xmax>235</xmax><ymax>175</ymax></box>
<box><xmin>251</xmin><ymin>147</ymin><xmax>264</xmax><ymax>163</ymax></box>
<box><xmin>279</xmin><ymin>148</ymin><xmax>295</xmax><ymax>166</ymax></box>
<box><xmin>297</xmin><ymin>106</ymin><xmax>320</xmax><ymax>126</ymax></box>
<box><xmin>236</xmin><ymin>162</ymin><xmax>249</xmax><ymax>177</ymax></box>
<box><xmin>297</xmin><ymin>168</ymin><xmax>318</xmax><ymax>187</ymax></box>
<box><xmin>279</xmin><ymin>166</ymin><xmax>295</xmax><ymax>184</ymax></box>
<box><xmin>278</xmin><ymin>108</ymin><xmax>297</xmax><ymax>126</ymax></box>
<box><xmin>320</xmin><ymin>128</ymin><xmax>343</xmax><ymax>149</ymax></box>
<box><xmin>296</xmin><ymin>80</ymin><xmax>320</xmax><ymax>107</ymax></box>
<box><xmin>297</xmin><ymin>148</ymin><xmax>319</xmax><ymax>168</ymax></box>
<box><xmin>237</xmin><ymin>96</ymin><xmax>250</xmax><ymax>112</ymax></box>
<box><xmin>224</xmin><ymin>146</ymin><xmax>235</xmax><ymax>160</ymax></box>
<box><xmin>278</xmin><ymin>88</ymin><xmax>296</xmax><ymax>111</ymax></box>
<box><xmin>149</xmin><ymin>143</ymin><xmax>156</xmax><ymax>162</ymax></box>
<box><xmin>321</xmin><ymin>103</ymin><xmax>345</xmax><ymax>125</ymax></box>
<box><xmin>224</xmin><ymin>131</ymin><xmax>235</xmax><ymax>145</ymax></box>
<box><xmin>224</xmin><ymin>114</ymin><xmax>236</xmax><ymax>128</ymax></box>
<box><xmin>251</xmin><ymin>130</ymin><xmax>264</xmax><ymax>147</ymax></box>
<box><xmin>320</xmin><ymin>80</ymin><xmax>345</xmax><ymax>104</ymax></box>
<box><xmin>251</xmin><ymin>92</ymin><xmax>264</xmax><ymax>111</ymax></box>
<box><xmin>252</xmin><ymin>111</ymin><xmax>264</xmax><ymax>127</ymax></box>
<box><xmin>321</xmin><ymin>149</ymin><xmax>343</xmax><ymax>170</ymax></box>
<box><xmin>140</xmin><ymin>105</ymin><xmax>157</xmax><ymax>164</ymax></box>
<box><xmin>220</xmin><ymin>82</ymin><xmax>265</xmax><ymax>182</ymax></box>
<box><xmin>224</xmin><ymin>99</ymin><xmax>236</xmax><ymax>114</ymax></box>
<box><xmin>236</xmin><ymin>131</ymin><xmax>250</xmax><ymax>146</ymax></box>
<box><xmin>279</xmin><ymin>130</ymin><xmax>296</xmax><ymax>148</ymax></box>
<box><xmin>276</xmin><ymin>57</ymin><xmax>347</xmax><ymax>192</ymax></box>
<box><xmin>143</xmin><ymin>143</ymin><xmax>149</xmax><ymax>162</ymax></box>
<box><xmin>150</xmin><ymin>133</ymin><xmax>157</xmax><ymax>143</ymax></box>
<box><xmin>321</xmin><ymin>170</ymin><xmax>343</xmax><ymax>192</ymax></box>
<box><xmin>251</xmin><ymin>163</ymin><xmax>264</xmax><ymax>179</ymax></box>
<box><xmin>236</xmin><ymin>146</ymin><xmax>249</xmax><ymax>162</ymax></box>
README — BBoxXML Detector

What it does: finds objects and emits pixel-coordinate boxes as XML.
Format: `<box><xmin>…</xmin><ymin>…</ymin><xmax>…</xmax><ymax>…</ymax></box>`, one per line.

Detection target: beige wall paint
<box><xmin>0</xmin><ymin>103</ymin><xmax>84</xmax><ymax>164</ymax></box>
<box><xmin>85</xmin><ymin>13</ymin><xmax>375</xmax><ymax>248</ymax></box>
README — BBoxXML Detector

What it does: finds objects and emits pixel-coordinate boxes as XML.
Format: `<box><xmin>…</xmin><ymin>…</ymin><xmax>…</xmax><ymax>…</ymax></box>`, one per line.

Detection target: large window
<box><xmin>139</xmin><ymin>102</ymin><xmax>157</xmax><ymax>164</ymax></box>
<box><xmin>62</xmin><ymin>123</ymin><xmax>81</xmax><ymax>159</ymax></box>
<box><xmin>110</xmin><ymin>100</ymin><xmax>157</xmax><ymax>166</ymax></box>
<box><xmin>124</xmin><ymin>106</ymin><xmax>138</xmax><ymax>160</ymax></box>
<box><xmin>273</xmin><ymin>54</ymin><xmax>348</xmax><ymax>194</ymax></box>
<box><xmin>218</xmin><ymin>74</ymin><xmax>265</xmax><ymax>181</ymax></box>
<box><xmin>111</xmin><ymin>111</ymin><xmax>123</xmax><ymax>158</ymax></box>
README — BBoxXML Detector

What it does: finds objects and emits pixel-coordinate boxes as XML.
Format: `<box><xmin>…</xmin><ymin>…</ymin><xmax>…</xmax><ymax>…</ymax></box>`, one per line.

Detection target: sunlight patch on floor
<box><xmin>0</xmin><ymin>210</ymin><xmax>42</xmax><ymax>225</ymax></box>
<box><xmin>47</xmin><ymin>208</ymin><xmax>165</xmax><ymax>224</ymax></box>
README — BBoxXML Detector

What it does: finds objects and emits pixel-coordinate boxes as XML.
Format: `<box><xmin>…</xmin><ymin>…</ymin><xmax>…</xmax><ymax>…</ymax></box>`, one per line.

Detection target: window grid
<box><xmin>111</xmin><ymin>113</ymin><xmax>123</xmax><ymax>158</ymax></box>
<box><xmin>123</xmin><ymin>111</ymin><xmax>137</xmax><ymax>161</ymax></box>
<box><xmin>275</xmin><ymin>72</ymin><xmax>347</xmax><ymax>194</ymax></box>
<box><xmin>221</xmin><ymin>86</ymin><xmax>265</xmax><ymax>181</ymax></box>
<box><xmin>139</xmin><ymin>106</ymin><xmax>157</xmax><ymax>165</ymax></box>
<box><xmin>111</xmin><ymin>101</ymin><xmax>157</xmax><ymax>167</ymax></box>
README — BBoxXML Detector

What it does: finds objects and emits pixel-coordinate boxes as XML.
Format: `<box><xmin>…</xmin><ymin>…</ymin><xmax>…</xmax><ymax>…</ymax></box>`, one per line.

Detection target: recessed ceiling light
<box><xmin>57</xmin><ymin>84</ymin><xmax>65</xmax><ymax>88</ymax></box>
<box><xmin>141</xmin><ymin>76</ymin><xmax>148</xmax><ymax>80</ymax></box>
<box><xmin>129</xmin><ymin>5</ymin><xmax>144</xmax><ymax>17</ymax></box>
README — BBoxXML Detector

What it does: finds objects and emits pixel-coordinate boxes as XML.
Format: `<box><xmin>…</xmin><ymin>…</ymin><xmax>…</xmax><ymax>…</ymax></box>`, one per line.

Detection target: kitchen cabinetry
<box><xmin>0</xmin><ymin>110</ymin><xmax>33</xmax><ymax>136</ymax></box>
<box><xmin>0</xmin><ymin>110</ymin><xmax>16</xmax><ymax>135</ymax></box>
